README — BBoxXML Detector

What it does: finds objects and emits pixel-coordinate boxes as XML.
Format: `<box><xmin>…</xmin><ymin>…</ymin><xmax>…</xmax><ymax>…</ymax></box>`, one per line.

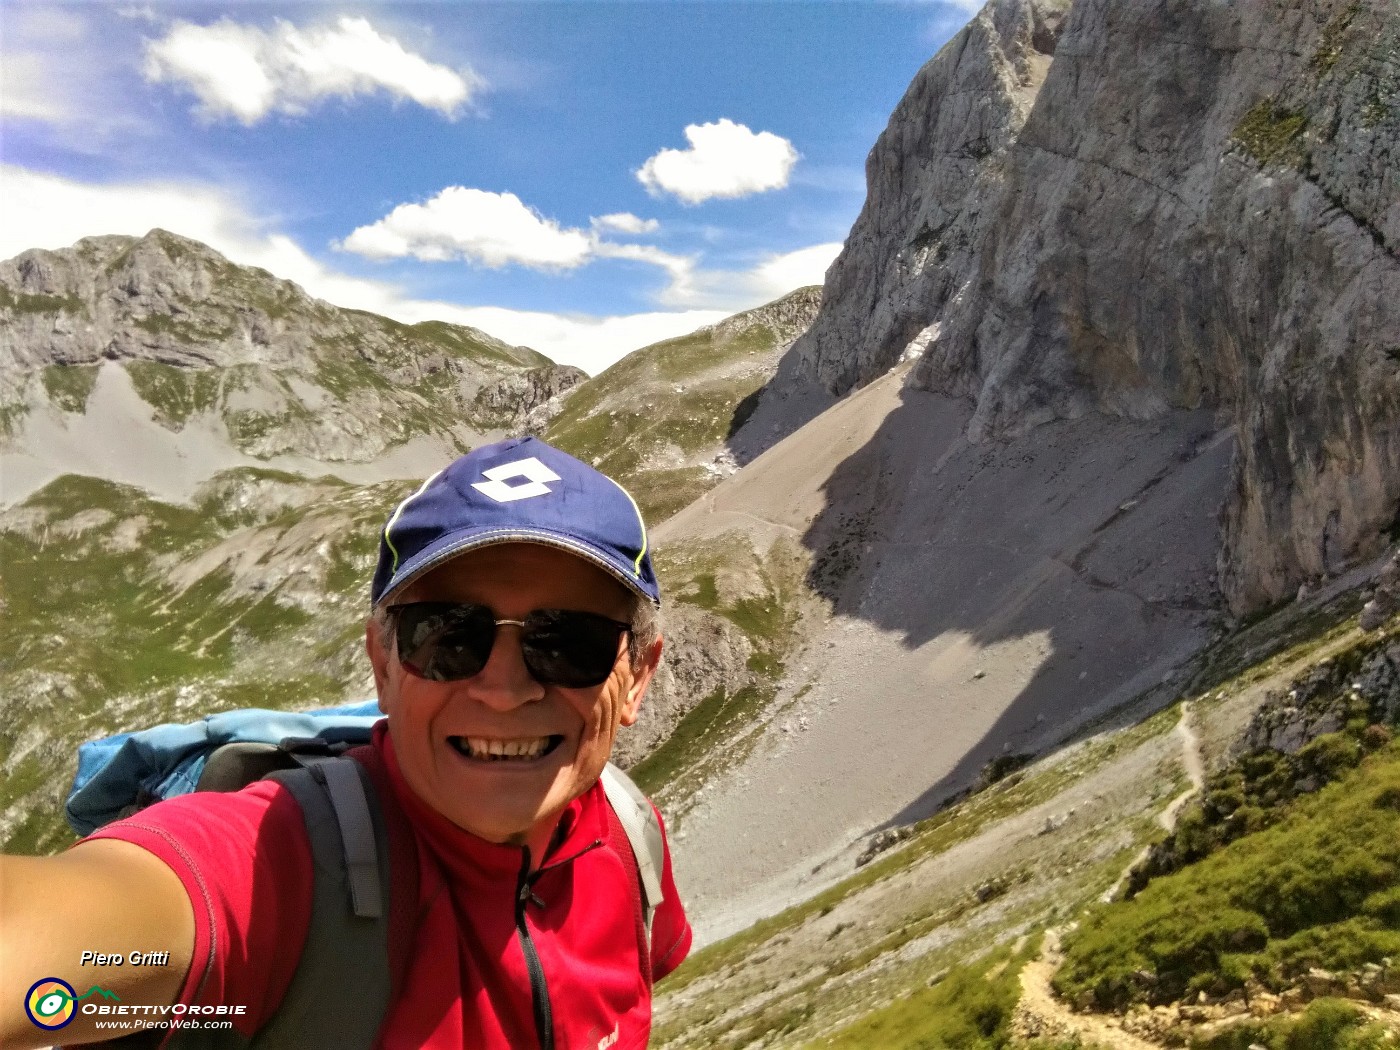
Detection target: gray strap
<box><xmin>314</xmin><ymin>759</ymin><xmax>383</xmax><ymax>919</ymax></box>
<box><xmin>254</xmin><ymin>761</ymin><xmax>392</xmax><ymax>1050</ymax></box>
<box><xmin>601</xmin><ymin>763</ymin><xmax>665</xmax><ymax>938</ymax></box>
<box><xmin>133</xmin><ymin>759</ymin><xmax>389</xmax><ymax>1050</ymax></box>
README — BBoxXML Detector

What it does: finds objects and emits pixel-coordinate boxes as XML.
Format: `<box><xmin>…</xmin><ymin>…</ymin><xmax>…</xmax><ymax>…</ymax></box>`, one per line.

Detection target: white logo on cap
<box><xmin>472</xmin><ymin>457</ymin><xmax>562</xmax><ymax>503</ymax></box>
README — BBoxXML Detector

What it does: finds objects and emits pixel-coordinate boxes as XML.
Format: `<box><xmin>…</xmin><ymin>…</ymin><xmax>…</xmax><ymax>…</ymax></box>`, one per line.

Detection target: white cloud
<box><xmin>1</xmin><ymin>53</ymin><xmax>72</xmax><ymax>122</ymax></box>
<box><xmin>592</xmin><ymin>241</ymin><xmax>693</xmax><ymax>281</ymax></box>
<box><xmin>338</xmin><ymin>187</ymin><xmax>594</xmax><ymax>270</ymax></box>
<box><xmin>1</xmin><ymin>165</ymin><xmax>257</xmax><ymax>261</ymax></box>
<box><xmin>746</xmin><ymin>242</ymin><xmax>843</xmax><ymax>298</ymax></box>
<box><xmin>590</xmin><ymin>213</ymin><xmax>660</xmax><ymax>236</ymax></box>
<box><xmin>647</xmin><ymin>241</ymin><xmax>841</xmax><ymax>311</ymax></box>
<box><xmin>1</xmin><ymin>8</ymin><xmax>101</xmax><ymax>125</ymax></box>
<box><xmin>144</xmin><ymin>16</ymin><xmax>479</xmax><ymax>124</ymax></box>
<box><xmin>334</xmin><ymin>176</ymin><xmax>836</xmax><ymax>310</ymax></box>
<box><xmin>636</xmin><ymin>119</ymin><xmax>799</xmax><ymax>205</ymax></box>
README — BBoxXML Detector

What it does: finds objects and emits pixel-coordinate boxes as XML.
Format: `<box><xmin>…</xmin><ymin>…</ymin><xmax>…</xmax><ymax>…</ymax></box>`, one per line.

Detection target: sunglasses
<box><xmin>388</xmin><ymin>601</ymin><xmax>631</xmax><ymax>688</ymax></box>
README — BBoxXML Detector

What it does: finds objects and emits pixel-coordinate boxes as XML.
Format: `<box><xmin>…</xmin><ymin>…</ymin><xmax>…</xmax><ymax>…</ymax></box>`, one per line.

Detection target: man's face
<box><xmin>367</xmin><ymin>543</ymin><xmax>661</xmax><ymax>853</ymax></box>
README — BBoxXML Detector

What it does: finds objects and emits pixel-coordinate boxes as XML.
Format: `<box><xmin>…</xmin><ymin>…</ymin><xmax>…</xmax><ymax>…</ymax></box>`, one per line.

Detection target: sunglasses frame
<box><xmin>386</xmin><ymin>601</ymin><xmax>633</xmax><ymax>688</ymax></box>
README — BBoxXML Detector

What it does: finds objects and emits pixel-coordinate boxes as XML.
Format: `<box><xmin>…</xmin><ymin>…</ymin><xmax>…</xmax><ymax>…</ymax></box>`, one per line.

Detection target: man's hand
<box><xmin>0</xmin><ymin>840</ymin><xmax>194</xmax><ymax>1048</ymax></box>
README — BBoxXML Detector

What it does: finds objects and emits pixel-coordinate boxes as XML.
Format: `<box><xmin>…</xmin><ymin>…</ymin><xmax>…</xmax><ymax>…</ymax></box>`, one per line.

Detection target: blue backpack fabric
<box><xmin>65</xmin><ymin>701</ymin><xmax>382</xmax><ymax>835</ymax></box>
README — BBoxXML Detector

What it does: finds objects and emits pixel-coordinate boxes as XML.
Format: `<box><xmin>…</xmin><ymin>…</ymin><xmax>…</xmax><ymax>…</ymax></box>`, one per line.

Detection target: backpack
<box><xmin>67</xmin><ymin>704</ymin><xmax>666</xmax><ymax>1049</ymax></box>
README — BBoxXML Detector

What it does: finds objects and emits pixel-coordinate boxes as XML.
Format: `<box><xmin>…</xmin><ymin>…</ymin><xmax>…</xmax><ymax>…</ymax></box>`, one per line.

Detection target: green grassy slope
<box><xmin>0</xmin><ymin>470</ymin><xmax>413</xmax><ymax>853</ymax></box>
<box><xmin>1057</xmin><ymin>626</ymin><xmax>1400</xmax><ymax>1014</ymax></box>
<box><xmin>546</xmin><ymin>287</ymin><xmax>819</xmax><ymax>524</ymax></box>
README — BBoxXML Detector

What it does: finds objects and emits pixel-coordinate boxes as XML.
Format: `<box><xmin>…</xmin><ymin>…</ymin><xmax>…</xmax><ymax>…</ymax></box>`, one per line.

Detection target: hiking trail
<box><xmin>1014</xmin><ymin>702</ymin><xmax>1206</xmax><ymax>1049</ymax></box>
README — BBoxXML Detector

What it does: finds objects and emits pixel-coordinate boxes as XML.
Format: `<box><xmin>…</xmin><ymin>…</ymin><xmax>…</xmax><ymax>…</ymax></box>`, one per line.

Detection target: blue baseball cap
<box><xmin>371</xmin><ymin>437</ymin><xmax>660</xmax><ymax>608</ymax></box>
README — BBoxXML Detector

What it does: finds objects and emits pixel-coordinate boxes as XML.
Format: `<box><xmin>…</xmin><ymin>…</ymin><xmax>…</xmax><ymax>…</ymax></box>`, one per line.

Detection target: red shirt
<box><xmin>88</xmin><ymin>723</ymin><xmax>691</xmax><ymax>1050</ymax></box>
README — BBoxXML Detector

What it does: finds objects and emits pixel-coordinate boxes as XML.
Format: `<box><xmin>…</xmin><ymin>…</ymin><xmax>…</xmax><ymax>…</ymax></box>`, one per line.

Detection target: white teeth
<box><xmin>463</xmin><ymin>736</ymin><xmax>549</xmax><ymax>760</ymax></box>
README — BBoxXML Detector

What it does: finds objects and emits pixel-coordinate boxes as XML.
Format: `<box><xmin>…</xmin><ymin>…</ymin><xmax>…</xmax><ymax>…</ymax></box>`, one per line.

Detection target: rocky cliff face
<box><xmin>769</xmin><ymin>0</ymin><xmax>1070</xmax><ymax>398</ymax></box>
<box><xmin>1</xmin><ymin>230</ymin><xmax>583</xmax><ymax>461</ymax></box>
<box><xmin>759</xmin><ymin>0</ymin><xmax>1400</xmax><ymax>615</ymax></box>
<box><xmin>612</xmin><ymin>603</ymin><xmax>755</xmax><ymax>769</ymax></box>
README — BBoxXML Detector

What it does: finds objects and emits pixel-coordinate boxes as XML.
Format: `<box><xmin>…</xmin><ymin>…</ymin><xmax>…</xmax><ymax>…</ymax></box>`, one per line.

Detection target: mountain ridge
<box><xmin>0</xmin><ymin>229</ymin><xmax>586</xmax><ymax>503</ymax></box>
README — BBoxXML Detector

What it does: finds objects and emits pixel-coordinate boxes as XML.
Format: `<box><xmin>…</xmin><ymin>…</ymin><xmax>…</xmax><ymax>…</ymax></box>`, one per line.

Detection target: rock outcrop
<box><xmin>755</xmin><ymin>0</ymin><xmax>1400</xmax><ymax>615</ymax></box>
<box><xmin>1241</xmin><ymin>641</ymin><xmax>1400</xmax><ymax>756</ymax></box>
<box><xmin>612</xmin><ymin>603</ymin><xmax>755</xmax><ymax>769</ymax></box>
<box><xmin>1360</xmin><ymin>547</ymin><xmax>1400</xmax><ymax>631</ymax></box>
<box><xmin>476</xmin><ymin>364</ymin><xmax>587</xmax><ymax>433</ymax></box>
<box><xmin>546</xmin><ymin>286</ymin><xmax>822</xmax><ymax>523</ymax></box>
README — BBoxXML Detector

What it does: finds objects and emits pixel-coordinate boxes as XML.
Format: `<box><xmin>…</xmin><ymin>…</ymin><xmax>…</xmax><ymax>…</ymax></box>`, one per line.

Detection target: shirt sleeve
<box><xmin>647</xmin><ymin>804</ymin><xmax>692</xmax><ymax>982</ymax></box>
<box><xmin>84</xmin><ymin>781</ymin><xmax>313</xmax><ymax>1038</ymax></box>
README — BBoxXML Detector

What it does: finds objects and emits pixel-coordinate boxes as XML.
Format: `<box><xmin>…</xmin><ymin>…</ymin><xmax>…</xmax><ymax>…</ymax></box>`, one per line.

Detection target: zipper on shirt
<box><xmin>513</xmin><ymin>837</ymin><xmax>607</xmax><ymax>1050</ymax></box>
<box><xmin>516</xmin><ymin>848</ymin><xmax>554</xmax><ymax>1050</ymax></box>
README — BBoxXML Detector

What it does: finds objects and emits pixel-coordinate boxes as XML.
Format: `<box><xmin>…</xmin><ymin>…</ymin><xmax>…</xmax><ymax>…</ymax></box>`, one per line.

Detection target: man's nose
<box><xmin>465</xmin><ymin>624</ymin><xmax>545</xmax><ymax>710</ymax></box>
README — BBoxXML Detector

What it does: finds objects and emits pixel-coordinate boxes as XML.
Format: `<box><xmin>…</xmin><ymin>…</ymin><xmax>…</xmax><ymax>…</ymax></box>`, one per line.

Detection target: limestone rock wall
<box><xmin>772</xmin><ymin>0</ymin><xmax>1070</xmax><ymax>398</ymax></box>
<box><xmin>920</xmin><ymin>0</ymin><xmax>1400</xmax><ymax>614</ymax></box>
<box><xmin>763</xmin><ymin>0</ymin><xmax>1400</xmax><ymax>615</ymax></box>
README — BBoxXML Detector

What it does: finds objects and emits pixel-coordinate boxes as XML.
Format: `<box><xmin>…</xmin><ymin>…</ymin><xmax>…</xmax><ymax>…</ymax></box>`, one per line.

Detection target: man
<box><xmin>1</xmin><ymin>436</ymin><xmax>691</xmax><ymax>1049</ymax></box>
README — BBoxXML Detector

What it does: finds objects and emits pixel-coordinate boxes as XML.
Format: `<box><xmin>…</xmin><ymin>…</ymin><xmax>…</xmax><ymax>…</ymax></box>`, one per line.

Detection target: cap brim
<box><xmin>375</xmin><ymin>526</ymin><xmax>659</xmax><ymax>609</ymax></box>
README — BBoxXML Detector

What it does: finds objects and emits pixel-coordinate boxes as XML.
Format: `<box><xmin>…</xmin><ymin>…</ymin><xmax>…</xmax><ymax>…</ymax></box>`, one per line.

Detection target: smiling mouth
<box><xmin>448</xmin><ymin>735</ymin><xmax>565</xmax><ymax>762</ymax></box>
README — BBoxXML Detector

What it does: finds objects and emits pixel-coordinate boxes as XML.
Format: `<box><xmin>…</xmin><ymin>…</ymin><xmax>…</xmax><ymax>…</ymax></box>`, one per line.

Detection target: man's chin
<box><xmin>436</xmin><ymin>778</ymin><xmax>572</xmax><ymax>848</ymax></box>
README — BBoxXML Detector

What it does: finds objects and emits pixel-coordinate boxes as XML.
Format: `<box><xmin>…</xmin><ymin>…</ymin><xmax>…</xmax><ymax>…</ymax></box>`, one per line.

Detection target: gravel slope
<box><xmin>657</xmin><ymin>367</ymin><xmax>1234</xmax><ymax>943</ymax></box>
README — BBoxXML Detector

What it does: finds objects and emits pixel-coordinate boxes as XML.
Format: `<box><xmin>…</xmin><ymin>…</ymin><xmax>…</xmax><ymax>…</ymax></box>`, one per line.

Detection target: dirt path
<box><xmin>1099</xmin><ymin>702</ymin><xmax>1204</xmax><ymax>904</ymax></box>
<box><xmin>1018</xmin><ymin>703</ymin><xmax>1208</xmax><ymax>1048</ymax></box>
<box><xmin>1015</xmin><ymin>928</ymin><xmax>1161</xmax><ymax>1050</ymax></box>
<box><xmin>1014</xmin><ymin>694</ymin><xmax>1400</xmax><ymax>1046</ymax></box>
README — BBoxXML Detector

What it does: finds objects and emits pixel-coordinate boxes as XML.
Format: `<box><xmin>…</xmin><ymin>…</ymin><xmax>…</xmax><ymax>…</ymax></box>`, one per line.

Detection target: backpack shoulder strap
<box><xmin>248</xmin><ymin>758</ymin><xmax>393</xmax><ymax>1048</ymax></box>
<box><xmin>139</xmin><ymin>757</ymin><xmax>393</xmax><ymax>1050</ymax></box>
<box><xmin>600</xmin><ymin>763</ymin><xmax>664</xmax><ymax>940</ymax></box>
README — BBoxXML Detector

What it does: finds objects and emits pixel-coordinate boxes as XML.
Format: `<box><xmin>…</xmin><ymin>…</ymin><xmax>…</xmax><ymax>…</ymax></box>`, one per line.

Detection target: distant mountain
<box><xmin>0</xmin><ymin>467</ymin><xmax>391</xmax><ymax>851</ymax></box>
<box><xmin>0</xmin><ymin>230</ymin><xmax>584</xmax><ymax>503</ymax></box>
<box><xmin>546</xmin><ymin>286</ymin><xmax>821</xmax><ymax>524</ymax></box>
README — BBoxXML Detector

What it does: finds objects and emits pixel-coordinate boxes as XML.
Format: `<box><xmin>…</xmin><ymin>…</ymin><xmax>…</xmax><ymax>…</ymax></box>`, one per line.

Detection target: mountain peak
<box><xmin>1</xmin><ymin>229</ymin><xmax>581</xmax><ymax>491</ymax></box>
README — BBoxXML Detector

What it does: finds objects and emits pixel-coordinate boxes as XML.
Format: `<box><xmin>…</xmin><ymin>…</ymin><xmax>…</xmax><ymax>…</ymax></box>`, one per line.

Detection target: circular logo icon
<box><xmin>25</xmin><ymin>978</ymin><xmax>77</xmax><ymax>1030</ymax></box>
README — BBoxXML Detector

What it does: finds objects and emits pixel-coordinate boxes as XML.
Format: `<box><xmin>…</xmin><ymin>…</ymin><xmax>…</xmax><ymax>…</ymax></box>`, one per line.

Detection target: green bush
<box><xmin>1057</xmin><ymin>743</ymin><xmax>1400</xmax><ymax>1010</ymax></box>
<box><xmin>1128</xmin><ymin>633</ymin><xmax>1400</xmax><ymax>899</ymax></box>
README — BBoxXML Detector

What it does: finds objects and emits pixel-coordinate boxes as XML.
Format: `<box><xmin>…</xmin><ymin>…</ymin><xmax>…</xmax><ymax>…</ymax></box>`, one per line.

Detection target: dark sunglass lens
<box><xmin>395</xmin><ymin>603</ymin><xmax>496</xmax><ymax>682</ymax></box>
<box><xmin>522</xmin><ymin>610</ymin><xmax>627</xmax><ymax>688</ymax></box>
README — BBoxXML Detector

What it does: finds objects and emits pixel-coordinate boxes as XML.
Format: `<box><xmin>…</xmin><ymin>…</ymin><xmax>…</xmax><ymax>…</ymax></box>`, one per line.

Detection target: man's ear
<box><xmin>366</xmin><ymin>617</ymin><xmax>392</xmax><ymax>714</ymax></box>
<box><xmin>620</xmin><ymin>635</ymin><xmax>663</xmax><ymax>727</ymax></box>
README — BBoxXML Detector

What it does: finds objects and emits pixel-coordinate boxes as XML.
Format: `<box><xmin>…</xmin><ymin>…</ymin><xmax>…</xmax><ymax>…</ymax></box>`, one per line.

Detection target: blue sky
<box><xmin>2</xmin><ymin>1</ymin><xmax>976</xmax><ymax>371</ymax></box>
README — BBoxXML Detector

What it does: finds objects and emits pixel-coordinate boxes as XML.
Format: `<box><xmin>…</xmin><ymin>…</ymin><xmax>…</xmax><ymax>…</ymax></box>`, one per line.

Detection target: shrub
<box><xmin>1058</xmin><ymin>743</ymin><xmax>1400</xmax><ymax>1010</ymax></box>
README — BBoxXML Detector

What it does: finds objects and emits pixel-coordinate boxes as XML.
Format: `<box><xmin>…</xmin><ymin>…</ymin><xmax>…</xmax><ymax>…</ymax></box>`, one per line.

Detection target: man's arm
<box><xmin>0</xmin><ymin>840</ymin><xmax>194</xmax><ymax>1048</ymax></box>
